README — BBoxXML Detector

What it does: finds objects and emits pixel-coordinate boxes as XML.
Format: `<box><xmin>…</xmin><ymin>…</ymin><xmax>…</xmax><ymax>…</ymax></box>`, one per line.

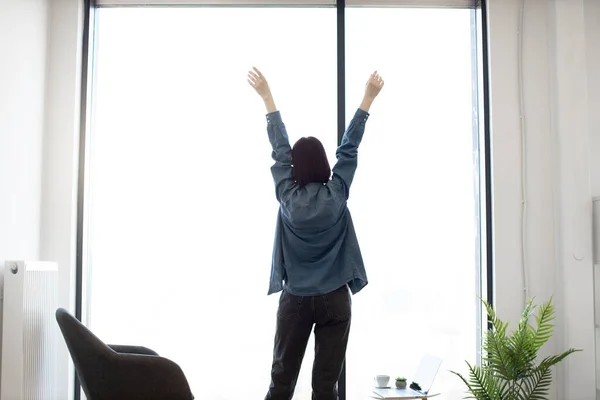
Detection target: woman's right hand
<box><xmin>364</xmin><ymin>71</ymin><xmax>384</xmax><ymax>100</ymax></box>
<box><xmin>359</xmin><ymin>71</ymin><xmax>384</xmax><ymax>112</ymax></box>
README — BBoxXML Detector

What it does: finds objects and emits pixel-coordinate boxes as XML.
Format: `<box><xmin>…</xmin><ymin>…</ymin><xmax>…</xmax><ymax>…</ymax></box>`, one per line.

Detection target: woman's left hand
<box><xmin>248</xmin><ymin>67</ymin><xmax>272</xmax><ymax>100</ymax></box>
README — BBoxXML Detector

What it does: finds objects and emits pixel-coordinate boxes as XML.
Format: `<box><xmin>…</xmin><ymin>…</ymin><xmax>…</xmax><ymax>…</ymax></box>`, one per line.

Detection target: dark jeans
<box><xmin>265</xmin><ymin>285</ymin><xmax>352</xmax><ymax>400</ymax></box>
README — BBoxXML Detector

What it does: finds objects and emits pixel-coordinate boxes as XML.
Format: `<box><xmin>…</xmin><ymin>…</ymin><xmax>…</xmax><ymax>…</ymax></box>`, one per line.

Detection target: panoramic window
<box><xmin>83</xmin><ymin>4</ymin><xmax>483</xmax><ymax>400</ymax></box>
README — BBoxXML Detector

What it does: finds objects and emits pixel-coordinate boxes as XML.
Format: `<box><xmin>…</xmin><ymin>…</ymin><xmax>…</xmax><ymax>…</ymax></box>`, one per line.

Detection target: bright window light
<box><xmin>344</xmin><ymin>8</ymin><xmax>479</xmax><ymax>400</ymax></box>
<box><xmin>87</xmin><ymin>8</ymin><xmax>336</xmax><ymax>399</ymax></box>
<box><xmin>85</xmin><ymin>6</ymin><xmax>481</xmax><ymax>400</ymax></box>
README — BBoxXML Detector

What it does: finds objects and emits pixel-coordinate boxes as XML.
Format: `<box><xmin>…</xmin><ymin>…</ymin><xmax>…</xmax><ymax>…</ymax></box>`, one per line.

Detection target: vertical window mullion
<box><xmin>75</xmin><ymin>0</ymin><xmax>96</xmax><ymax>399</ymax></box>
<box><xmin>480</xmin><ymin>0</ymin><xmax>494</xmax><ymax>329</ymax></box>
<box><xmin>337</xmin><ymin>0</ymin><xmax>346</xmax><ymax>146</ymax></box>
<box><xmin>337</xmin><ymin>1</ymin><xmax>346</xmax><ymax>399</ymax></box>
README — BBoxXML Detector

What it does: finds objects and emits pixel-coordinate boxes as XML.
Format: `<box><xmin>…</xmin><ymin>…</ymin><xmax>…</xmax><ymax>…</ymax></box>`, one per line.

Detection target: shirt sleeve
<box><xmin>330</xmin><ymin>108</ymin><xmax>370</xmax><ymax>199</ymax></box>
<box><xmin>267</xmin><ymin>111</ymin><xmax>296</xmax><ymax>201</ymax></box>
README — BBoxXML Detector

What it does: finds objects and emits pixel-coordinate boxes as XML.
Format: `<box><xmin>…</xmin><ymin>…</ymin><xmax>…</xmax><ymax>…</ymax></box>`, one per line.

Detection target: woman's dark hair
<box><xmin>292</xmin><ymin>137</ymin><xmax>331</xmax><ymax>187</ymax></box>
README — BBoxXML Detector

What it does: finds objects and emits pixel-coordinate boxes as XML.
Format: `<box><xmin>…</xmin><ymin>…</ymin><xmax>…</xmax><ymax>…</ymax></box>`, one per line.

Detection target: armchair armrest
<box><xmin>108</xmin><ymin>344</ymin><xmax>159</xmax><ymax>356</ymax></box>
<box><xmin>109</xmin><ymin>353</ymin><xmax>194</xmax><ymax>400</ymax></box>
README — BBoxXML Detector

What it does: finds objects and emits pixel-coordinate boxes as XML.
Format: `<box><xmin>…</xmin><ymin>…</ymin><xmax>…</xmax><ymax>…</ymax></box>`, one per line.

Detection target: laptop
<box><xmin>371</xmin><ymin>355</ymin><xmax>442</xmax><ymax>399</ymax></box>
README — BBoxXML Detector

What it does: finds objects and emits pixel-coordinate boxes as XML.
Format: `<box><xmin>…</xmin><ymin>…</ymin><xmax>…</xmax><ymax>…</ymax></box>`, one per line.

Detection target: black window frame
<box><xmin>75</xmin><ymin>1</ymin><xmax>493</xmax><ymax>398</ymax></box>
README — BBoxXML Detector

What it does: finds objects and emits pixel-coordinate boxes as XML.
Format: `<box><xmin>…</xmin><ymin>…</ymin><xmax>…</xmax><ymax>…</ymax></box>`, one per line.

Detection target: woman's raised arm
<box><xmin>330</xmin><ymin>71</ymin><xmax>384</xmax><ymax>199</ymax></box>
<box><xmin>248</xmin><ymin>67</ymin><xmax>295</xmax><ymax>201</ymax></box>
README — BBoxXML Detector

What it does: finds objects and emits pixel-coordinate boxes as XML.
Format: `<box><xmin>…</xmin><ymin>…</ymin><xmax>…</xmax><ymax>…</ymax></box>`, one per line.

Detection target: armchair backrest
<box><xmin>55</xmin><ymin>308</ymin><xmax>114</xmax><ymax>398</ymax></box>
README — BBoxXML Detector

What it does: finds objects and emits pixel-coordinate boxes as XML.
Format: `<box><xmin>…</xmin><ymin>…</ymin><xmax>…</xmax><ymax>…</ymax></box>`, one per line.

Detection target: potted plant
<box><xmin>395</xmin><ymin>377</ymin><xmax>407</xmax><ymax>389</ymax></box>
<box><xmin>451</xmin><ymin>297</ymin><xmax>580</xmax><ymax>400</ymax></box>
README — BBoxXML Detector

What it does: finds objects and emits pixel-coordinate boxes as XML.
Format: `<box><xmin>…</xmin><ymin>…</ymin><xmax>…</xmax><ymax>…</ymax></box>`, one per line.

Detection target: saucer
<box><xmin>375</xmin><ymin>386</ymin><xmax>391</xmax><ymax>389</ymax></box>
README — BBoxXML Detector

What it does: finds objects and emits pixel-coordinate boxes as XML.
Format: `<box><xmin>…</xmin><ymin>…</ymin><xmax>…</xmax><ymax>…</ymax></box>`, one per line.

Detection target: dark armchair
<box><xmin>55</xmin><ymin>308</ymin><xmax>194</xmax><ymax>400</ymax></box>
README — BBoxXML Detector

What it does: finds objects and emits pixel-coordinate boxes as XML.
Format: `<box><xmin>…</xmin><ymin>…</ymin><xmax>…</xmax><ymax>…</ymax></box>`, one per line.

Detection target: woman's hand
<box><xmin>360</xmin><ymin>71</ymin><xmax>384</xmax><ymax>112</ymax></box>
<box><xmin>248</xmin><ymin>67</ymin><xmax>272</xmax><ymax>100</ymax></box>
<box><xmin>248</xmin><ymin>67</ymin><xmax>277</xmax><ymax>113</ymax></box>
<box><xmin>365</xmin><ymin>71</ymin><xmax>384</xmax><ymax>99</ymax></box>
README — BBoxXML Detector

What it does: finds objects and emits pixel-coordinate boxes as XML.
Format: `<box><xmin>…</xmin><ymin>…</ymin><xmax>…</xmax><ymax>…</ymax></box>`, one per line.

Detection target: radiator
<box><xmin>1</xmin><ymin>261</ymin><xmax>59</xmax><ymax>400</ymax></box>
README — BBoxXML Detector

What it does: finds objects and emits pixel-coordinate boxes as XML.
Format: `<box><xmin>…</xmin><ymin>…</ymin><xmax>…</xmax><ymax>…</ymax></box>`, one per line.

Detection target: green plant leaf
<box><xmin>466</xmin><ymin>361</ymin><xmax>501</xmax><ymax>400</ymax></box>
<box><xmin>507</xmin><ymin>298</ymin><xmax>537</xmax><ymax>379</ymax></box>
<box><xmin>481</xmin><ymin>298</ymin><xmax>509</xmax><ymax>336</ymax></box>
<box><xmin>449</xmin><ymin>370</ymin><xmax>479</xmax><ymax>399</ymax></box>
<box><xmin>537</xmin><ymin>348</ymin><xmax>582</xmax><ymax>370</ymax></box>
<box><xmin>519</xmin><ymin>366</ymin><xmax>552</xmax><ymax>400</ymax></box>
<box><xmin>483</xmin><ymin>330</ymin><xmax>513</xmax><ymax>380</ymax></box>
<box><xmin>480</xmin><ymin>298</ymin><xmax>515</xmax><ymax>380</ymax></box>
<box><xmin>532</xmin><ymin>298</ymin><xmax>555</xmax><ymax>352</ymax></box>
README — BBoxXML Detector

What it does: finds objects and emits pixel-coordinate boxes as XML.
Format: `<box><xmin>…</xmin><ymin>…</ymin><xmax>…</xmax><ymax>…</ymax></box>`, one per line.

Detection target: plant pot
<box><xmin>396</xmin><ymin>381</ymin><xmax>407</xmax><ymax>389</ymax></box>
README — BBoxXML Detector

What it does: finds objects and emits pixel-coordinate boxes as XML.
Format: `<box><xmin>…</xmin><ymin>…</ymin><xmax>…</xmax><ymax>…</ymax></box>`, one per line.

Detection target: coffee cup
<box><xmin>375</xmin><ymin>375</ymin><xmax>390</xmax><ymax>387</ymax></box>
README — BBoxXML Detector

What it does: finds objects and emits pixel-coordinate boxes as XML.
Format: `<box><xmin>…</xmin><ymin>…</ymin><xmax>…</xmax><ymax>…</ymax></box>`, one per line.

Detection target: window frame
<box><xmin>94</xmin><ymin>0</ymin><xmax>478</xmax><ymax>6</ymax></box>
<box><xmin>75</xmin><ymin>1</ymin><xmax>492</xmax><ymax>399</ymax></box>
<box><xmin>347</xmin><ymin>0</ymin><xmax>479</xmax><ymax>7</ymax></box>
<box><xmin>96</xmin><ymin>0</ymin><xmax>336</xmax><ymax>6</ymax></box>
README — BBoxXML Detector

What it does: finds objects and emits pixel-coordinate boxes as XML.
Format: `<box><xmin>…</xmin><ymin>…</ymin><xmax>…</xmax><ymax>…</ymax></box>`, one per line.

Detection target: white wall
<box><xmin>489</xmin><ymin>0</ymin><xmax>598</xmax><ymax>398</ymax></box>
<box><xmin>0</xmin><ymin>0</ymin><xmax>82</xmax><ymax>397</ymax></box>
<box><xmin>0</xmin><ymin>0</ymin><xmax>49</xmax><ymax>391</ymax></box>
<box><xmin>0</xmin><ymin>0</ymin><xmax>48</xmax><ymax>275</ymax></box>
<box><xmin>586</xmin><ymin>0</ymin><xmax>600</xmax><ymax>197</ymax></box>
<box><xmin>41</xmin><ymin>1</ymin><xmax>85</xmax><ymax>398</ymax></box>
<box><xmin>586</xmin><ymin>0</ymin><xmax>600</xmax><ymax>396</ymax></box>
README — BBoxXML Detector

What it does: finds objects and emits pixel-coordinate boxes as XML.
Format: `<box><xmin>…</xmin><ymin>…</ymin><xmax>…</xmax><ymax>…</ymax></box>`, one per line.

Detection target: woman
<box><xmin>248</xmin><ymin>67</ymin><xmax>384</xmax><ymax>400</ymax></box>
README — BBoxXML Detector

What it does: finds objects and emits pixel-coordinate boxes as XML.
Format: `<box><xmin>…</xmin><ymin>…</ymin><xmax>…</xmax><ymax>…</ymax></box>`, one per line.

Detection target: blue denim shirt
<box><xmin>266</xmin><ymin>108</ymin><xmax>370</xmax><ymax>296</ymax></box>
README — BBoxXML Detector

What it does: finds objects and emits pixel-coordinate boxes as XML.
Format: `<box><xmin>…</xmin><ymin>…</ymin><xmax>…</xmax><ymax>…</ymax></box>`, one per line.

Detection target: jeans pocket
<box><xmin>277</xmin><ymin>290</ymin><xmax>303</xmax><ymax>320</ymax></box>
<box><xmin>323</xmin><ymin>285</ymin><xmax>351</xmax><ymax>321</ymax></box>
